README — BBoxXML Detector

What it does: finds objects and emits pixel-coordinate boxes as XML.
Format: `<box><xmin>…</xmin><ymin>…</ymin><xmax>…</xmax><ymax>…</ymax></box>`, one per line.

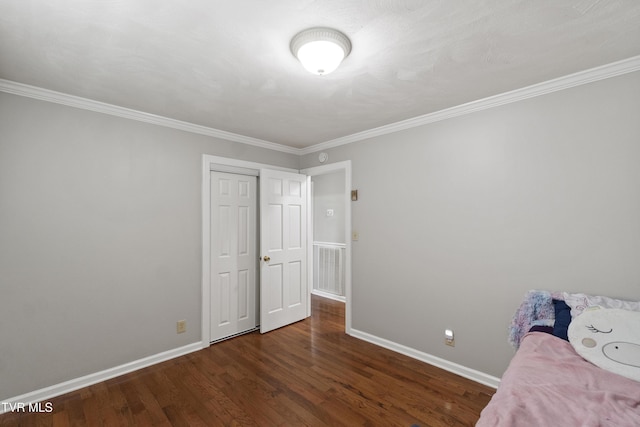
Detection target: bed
<box><xmin>476</xmin><ymin>291</ymin><xmax>640</xmax><ymax>426</ymax></box>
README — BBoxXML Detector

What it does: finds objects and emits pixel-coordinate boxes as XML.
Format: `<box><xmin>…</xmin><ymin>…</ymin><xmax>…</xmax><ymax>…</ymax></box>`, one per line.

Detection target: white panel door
<box><xmin>210</xmin><ymin>172</ymin><xmax>257</xmax><ymax>342</ymax></box>
<box><xmin>260</xmin><ymin>169</ymin><xmax>309</xmax><ymax>333</ymax></box>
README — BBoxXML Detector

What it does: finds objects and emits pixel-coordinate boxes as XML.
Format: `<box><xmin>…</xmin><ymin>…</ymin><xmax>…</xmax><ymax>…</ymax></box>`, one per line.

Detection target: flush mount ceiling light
<box><xmin>290</xmin><ymin>27</ymin><xmax>351</xmax><ymax>76</ymax></box>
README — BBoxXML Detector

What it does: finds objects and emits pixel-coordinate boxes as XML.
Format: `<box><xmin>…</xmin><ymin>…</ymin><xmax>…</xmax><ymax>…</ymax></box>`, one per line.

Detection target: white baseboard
<box><xmin>311</xmin><ymin>289</ymin><xmax>346</xmax><ymax>303</ymax></box>
<box><xmin>1</xmin><ymin>332</ymin><xmax>499</xmax><ymax>415</ymax></box>
<box><xmin>349</xmin><ymin>329</ymin><xmax>500</xmax><ymax>389</ymax></box>
<box><xmin>0</xmin><ymin>342</ymin><xmax>202</xmax><ymax>414</ymax></box>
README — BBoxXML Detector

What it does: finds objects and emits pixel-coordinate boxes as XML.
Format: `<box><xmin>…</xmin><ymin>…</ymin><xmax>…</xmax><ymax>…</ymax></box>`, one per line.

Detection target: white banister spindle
<box><xmin>313</xmin><ymin>242</ymin><xmax>345</xmax><ymax>297</ymax></box>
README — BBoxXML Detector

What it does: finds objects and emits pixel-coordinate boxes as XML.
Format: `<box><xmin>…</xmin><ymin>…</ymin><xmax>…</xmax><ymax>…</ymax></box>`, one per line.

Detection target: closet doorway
<box><xmin>202</xmin><ymin>156</ymin><xmax>352</xmax><ymax>348</ymax></box>
<box><xmin>209</xmin><ymin>171</ymin><xmax>258</xmax><ymax>342</ymax></box>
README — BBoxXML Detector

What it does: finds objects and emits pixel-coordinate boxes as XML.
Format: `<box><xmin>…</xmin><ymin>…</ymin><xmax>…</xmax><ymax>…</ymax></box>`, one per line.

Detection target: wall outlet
<box><xmin>176</xmin><ymin>320</ymin><xmax>186</xmax><ymax>334</ymax></box>
<box><xmin>445</xmin><ymin>329</ymin><xmax>455</xmax><ymax>347</ymax></box>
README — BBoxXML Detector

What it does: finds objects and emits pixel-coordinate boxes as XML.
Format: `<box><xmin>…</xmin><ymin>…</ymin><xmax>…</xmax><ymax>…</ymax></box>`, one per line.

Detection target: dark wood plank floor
<box><xmin>0</xmin><ymin>296</ymin><xmax>494</xmax><ymax>426</ymax></box>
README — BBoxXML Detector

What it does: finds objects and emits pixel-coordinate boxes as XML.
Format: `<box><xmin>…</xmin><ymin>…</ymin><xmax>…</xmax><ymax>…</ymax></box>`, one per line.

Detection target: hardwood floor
<box><xmin>0</xmin><ymin>296</ymin><xmax>494</xmax><ymax>426</ymax></box>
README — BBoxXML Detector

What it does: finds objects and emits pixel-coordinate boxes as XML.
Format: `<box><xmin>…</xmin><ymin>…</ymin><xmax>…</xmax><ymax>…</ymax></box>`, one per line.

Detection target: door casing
<box><xmin>301</xmin><ymin>161</ymin><xmax>352</xmax><ymax>334</ymax></box>
<box><xmin>202</xmin><ymin>155</ymin><xmax>352</xmax><ymax>348</ymax></box>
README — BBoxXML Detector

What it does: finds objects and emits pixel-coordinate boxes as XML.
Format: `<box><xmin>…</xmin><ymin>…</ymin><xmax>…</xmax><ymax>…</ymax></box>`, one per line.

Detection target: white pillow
<box><xmin>562</xmin><ymin>292</ymin><xmax>640</xmax><ymax>318</ymax></box>
<box><xmin>568</xmin><ymin>307</ymin><xmax>640</xmax><ymax>382</ymax></box>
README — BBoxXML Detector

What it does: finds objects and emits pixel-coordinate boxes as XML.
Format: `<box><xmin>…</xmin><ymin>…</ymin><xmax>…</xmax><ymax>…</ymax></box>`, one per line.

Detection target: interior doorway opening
<box><xmin>310</xmin><ymin>170</ymin><xmax>346</xmax><ymax>302</ymax></box>
<box><xmin>302</xmin><ymin>161</ymin><xmax>352</xmax><ymax>334</ymax></box>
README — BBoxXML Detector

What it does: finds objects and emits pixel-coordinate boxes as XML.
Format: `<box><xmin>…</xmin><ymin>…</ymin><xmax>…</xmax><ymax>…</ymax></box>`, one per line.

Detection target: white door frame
<box><xmin>201</xmin><ymin>155</ymin><xmax>298</xmax><ymax>348</ymax></box>
<box><xmin>300</xmin><ymin>161</ymin><xmax>352</xmax><ymax>335</ymax></box>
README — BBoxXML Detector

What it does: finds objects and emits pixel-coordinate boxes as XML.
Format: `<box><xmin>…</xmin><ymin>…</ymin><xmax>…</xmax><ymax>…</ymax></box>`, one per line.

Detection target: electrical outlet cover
<box><xmin>177</xmin><ymin>320</ymin><xmax>186</xmax><ymax>333</ymax></box>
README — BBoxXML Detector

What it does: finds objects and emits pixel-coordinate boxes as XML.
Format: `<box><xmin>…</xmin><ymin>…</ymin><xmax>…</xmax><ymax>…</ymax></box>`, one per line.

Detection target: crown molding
<box><xmin>2</xmin><ymin>55</ymin><xmax>639</xmax><ymax>157</ymax></box>
<box><xmin>299</xmin><ymin>55</ymin><xmax>640</xmax><ymax>155</ymax></box>
<box><xmin>0</xmin><ymin>79</ymin><xmax>299</xmax><ymax>155</ymax></box>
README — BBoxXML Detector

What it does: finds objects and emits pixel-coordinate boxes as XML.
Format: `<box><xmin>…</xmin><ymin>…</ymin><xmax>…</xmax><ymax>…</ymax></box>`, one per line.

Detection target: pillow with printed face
<box><xmin>563</xmin><ymin>292</ymin><xmax>640</xmax><ymax>318</ymax></box>
<box><xmin>568</xmin><ymin>308</ymin><xmax>640</xmax><ymax>382</ymax></box>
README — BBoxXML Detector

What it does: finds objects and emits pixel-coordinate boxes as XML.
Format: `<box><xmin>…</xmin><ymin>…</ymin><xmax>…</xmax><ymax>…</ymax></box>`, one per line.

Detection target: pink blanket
<box><xmin>477</xmin><ymin>332</ymin><xmax>640</xmax><ymax>426</ymax></box>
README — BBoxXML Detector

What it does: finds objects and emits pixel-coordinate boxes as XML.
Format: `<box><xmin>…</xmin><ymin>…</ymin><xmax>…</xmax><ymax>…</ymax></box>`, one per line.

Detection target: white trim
<box><xmin>300</xmin><ymin>161</ymin><xmax>352</xmax><ymax>334</ymax></box>
<box><xmin>209</xmin><ymin>164</ymin><xmax>260</xmax><ymax>176</ymax></box>
<box><xmin>313</xmin><ymin>241</ymin><xmax>347</xmax><ymax>247</ymax></box>
<box><xmin>311</xmin><ymin>289</ymin><xmax>346</xmax><ymax>303</ymax></box>
<box><xmin>306</xmin><ymin>176</ymin><xmax>313</xmax><ymax>318</ymax></box>
<box><xmin>206</xmin><ymin>155</ymin><xmax>297</xmax><ymax>174</ymax></box>
<box><xmin>302</xmin><ymin>160</ymin><xmax>352</xmax><ymax>175</ymax></box>
<box><xmin>0</xmin><ymin>79</ymin><xmax>298</xmax><ymax>155</ymax></box>
<box><xmin>299</xmin><ymin>55</ymin><xmax>640</xmax><ymax>154</ymax></box>
<box><xmin>0</xmin><ymin>342</ymin><xmax>201</xmax><ymax>414</ymax></box>
<box><xmin>350</xmin><ymin>329</ymin><xmax>501</xmax><ymax>389</ymax></box>
<box><xmin>3</xmin><ymin>57</ymin><xmax>638</xmax><ymax>157</ymax></box>
<box><xmin>201</xmin><ymin>155</ymin><xmax>299</xmax><ymax>349</ymax></box>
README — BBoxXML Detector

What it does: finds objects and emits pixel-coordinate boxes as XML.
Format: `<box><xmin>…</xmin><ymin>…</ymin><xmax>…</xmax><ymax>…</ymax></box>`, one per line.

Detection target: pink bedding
<box><xmin>477</xmin><ymin>332</ymin><xmax>640</xmax><ymax>426</ymax></box>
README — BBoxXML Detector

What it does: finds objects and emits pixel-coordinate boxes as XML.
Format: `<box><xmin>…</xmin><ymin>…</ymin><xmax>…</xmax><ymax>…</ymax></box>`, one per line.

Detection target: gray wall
<box><xmin>312</xmin><ymin>171</ymin><xmax>346</xmax><ymax>244</ymax></box>
<box><xmin>2</xmin><ymin>69</ymin><xmax>639</xmax><ymax>399</ymax></box>
<box><xmin>0</xmin><ymin>92</ymin><xmax>298</xmax><ymax>400</ymax></box>
<box><xmin>300</xmin><ymin>71</ymin><xmax>640</xmax><ymax>378</ymax></box>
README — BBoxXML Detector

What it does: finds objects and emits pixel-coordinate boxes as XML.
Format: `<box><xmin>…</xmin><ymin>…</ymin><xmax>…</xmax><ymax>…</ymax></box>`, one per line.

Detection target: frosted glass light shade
<box><xmin>291</xmin><ymin>28</ymin><xmax>351</xmax><ymax>76</ymax></box>
<box><xmin>297</xmin><ymin>40</ymin><xmax>344</xmax><ymax>75</ymax></box>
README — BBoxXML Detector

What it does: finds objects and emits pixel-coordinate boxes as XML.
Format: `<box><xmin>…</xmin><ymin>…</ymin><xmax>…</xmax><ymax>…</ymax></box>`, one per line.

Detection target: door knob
<box><xmin>262</xmin><ymin>256</ymin><xmax>271</xmax><ymax>262</ymax></box>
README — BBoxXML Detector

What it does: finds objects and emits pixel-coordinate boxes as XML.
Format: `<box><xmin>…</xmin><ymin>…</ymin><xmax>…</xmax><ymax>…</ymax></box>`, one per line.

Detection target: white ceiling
<box><xmin>1</xmin><ymin>0</ymin><xmax>640</xmax><ymax>150</ymax></box>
